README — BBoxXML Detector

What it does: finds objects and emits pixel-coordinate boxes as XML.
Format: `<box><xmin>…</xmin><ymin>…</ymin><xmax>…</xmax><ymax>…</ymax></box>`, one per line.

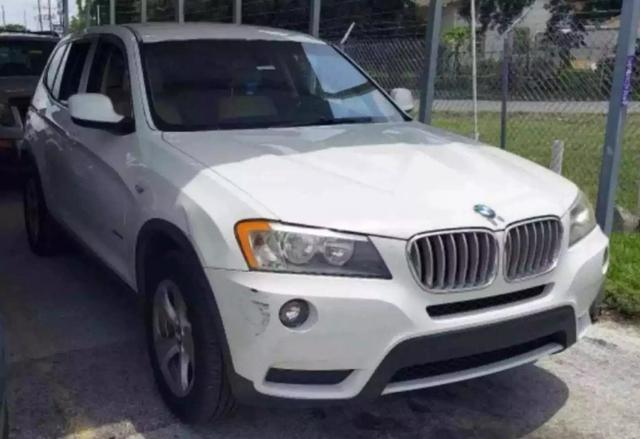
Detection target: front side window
<box><xmin>87</xmin><ymin>40</ymin><xmax>133</xmax><ymax>118</ymax></box>
<box><xmin>0</xmin><ymin>39</ymin><xmax>57</xmax><ymax>77</ymax></box>
<box><xmin>143</xmin><ymin>40</ymin><xmax>406</xmax><ymax>131</ymax></box>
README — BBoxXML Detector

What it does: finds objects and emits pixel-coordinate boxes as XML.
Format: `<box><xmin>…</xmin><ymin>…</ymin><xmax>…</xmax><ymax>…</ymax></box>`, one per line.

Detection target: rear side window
<box><xmin>45</xmin><ymin>44</ymin><xmax>67</xmax><ymax>92</ymax></box>
<box><xmin>58</xmin><ymin>41</ymin><xmax>92</xmax><ymax>101</ymax></box>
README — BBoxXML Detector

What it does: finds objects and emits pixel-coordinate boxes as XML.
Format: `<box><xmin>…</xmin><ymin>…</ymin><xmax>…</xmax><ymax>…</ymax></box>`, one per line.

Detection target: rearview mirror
<box><xmin>69</xmin><ymin>93</ymin><xmax>133</xmax><ymax>134</ymax></box>
<box><xmin>390</xmin><ymin>88</ymin><xmax>415</xmax><ymax>113</ymax></box>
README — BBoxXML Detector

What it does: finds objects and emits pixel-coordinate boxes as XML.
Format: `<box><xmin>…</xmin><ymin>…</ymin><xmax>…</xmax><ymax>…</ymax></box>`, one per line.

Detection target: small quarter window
<box><xmin>45</xmin><ymin>44</ymin><xmax>67</xmax><ymax>94</ymax></box>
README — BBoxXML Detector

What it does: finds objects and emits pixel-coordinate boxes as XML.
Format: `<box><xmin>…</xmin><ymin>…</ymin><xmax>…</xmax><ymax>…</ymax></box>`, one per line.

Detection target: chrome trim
<box><xmin>504</xmin><ymin>216</ymin><xmax>563</xmax><ymax>283</ymax></box>
<box><xmin>407</xmin><ymin>228</ymin><xmax>500</xmax><ymax>293</ymax></box>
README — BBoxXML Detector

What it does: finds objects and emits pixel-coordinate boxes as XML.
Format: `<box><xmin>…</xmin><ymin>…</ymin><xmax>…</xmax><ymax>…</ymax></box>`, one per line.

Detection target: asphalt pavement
<box><xmin>0</xmin><ymin>179</ymin><xmax>639</xmax><ymax>439</ymax></box>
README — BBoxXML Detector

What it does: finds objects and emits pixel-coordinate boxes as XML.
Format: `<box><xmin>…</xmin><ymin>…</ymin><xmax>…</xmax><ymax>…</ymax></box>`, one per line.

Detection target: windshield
<box><xmin>0</xmin><ymin>39</ymin><xmax>56</xmax><ymax>77</ymax></box>
<box><xmin>142</xmin><ymin>40</ymin><xmax>407</xmax><ymax>131</ymax></box>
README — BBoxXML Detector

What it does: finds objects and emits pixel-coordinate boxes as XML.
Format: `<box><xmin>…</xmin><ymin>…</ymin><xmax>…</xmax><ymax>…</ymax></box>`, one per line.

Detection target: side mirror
<box><xmin>390</xmin><ymin>88</ymin><xmax>415</xmax><ymax>113</ymax></box>
<box><xmin>69</xmin><ymin>93</ymin><xmax>134</xmax><ymax>134</ymax></box>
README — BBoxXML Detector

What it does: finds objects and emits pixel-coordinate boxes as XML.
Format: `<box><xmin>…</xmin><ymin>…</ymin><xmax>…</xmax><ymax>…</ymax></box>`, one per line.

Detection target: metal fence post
<box><xmin>233</xmin><ymin>0</ymin><xmax>242</xmax><ymax>24</ymax></box>
<box><xmin>595</xmin><ymin>0</ymin><xmax>640</xmax><ymax>235</ymax></box>
<box><xmin>141</xmin><ymin>0</ymin><xmax>147</xmax><ymax>23</ymax></box>
<box><xmin>550</xmin><ymin>140</ymin><xmax>565</xmax><ymax>175</ymax></box>
<box><xmin>85</xmin><ymin>0</ymin><xmax>91</xmax><ymax>27</ymax></box>
<box><xmin>62</xmin><ymin>0</ymin><xmax>69</xmax><ymax>33</ymax></box>
<box><xmin>500</xmin><ymin>32</ymin><xmax>512</xmax><ymax>150</ymax></box>
<box><xmin>109</xmin><ymin>0</ymin><xmax>115</xmax><ymax>25</ymax></box>
<box><xmin>418</xmin><ymin>0</ymin><xmax>443</xmax><ymax>124</ymax></box>
<box><xmin>309</xmin><ymin>0</ymin><xmax>321</xmax><ymax>37</ymax></box>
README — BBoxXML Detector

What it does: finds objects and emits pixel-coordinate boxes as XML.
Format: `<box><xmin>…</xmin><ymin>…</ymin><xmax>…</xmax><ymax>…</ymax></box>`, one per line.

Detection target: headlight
<box><xmin>235</xmin><ymin>220</ymin><xmax>391</xmax><ymax>278</ymax></box>
<box><xmin>569</xmin><ymin>191</ymin><xmax>596</xmax><ymax>246</ymax></box>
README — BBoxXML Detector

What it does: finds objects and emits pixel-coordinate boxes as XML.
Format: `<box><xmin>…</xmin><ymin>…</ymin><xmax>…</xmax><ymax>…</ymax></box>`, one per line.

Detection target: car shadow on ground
<box><xmin>0</xmin><ymin>179</ymin><xmax>569</xmax><ymax>438</ymax></box>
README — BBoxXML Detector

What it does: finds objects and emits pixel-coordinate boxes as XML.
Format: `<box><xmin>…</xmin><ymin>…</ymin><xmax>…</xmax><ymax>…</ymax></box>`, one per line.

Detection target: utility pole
<box><xmin>37</xmin><ymin>0</ymin><xmax>44</xmax><ymax>31</ymax></box>
<box><xmin>48</xmin><ymin>0</ymin><xmax>53</xmax><ymax>31</ymax></box>
<box><xmin>2</xmin><ymin>6</ymin><xmax>6</xmax><ymax>27</ymax></box>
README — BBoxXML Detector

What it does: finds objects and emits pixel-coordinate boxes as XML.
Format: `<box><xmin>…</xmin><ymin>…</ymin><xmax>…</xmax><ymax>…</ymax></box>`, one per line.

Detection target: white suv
<box><xmin>22</xmin><ymin>23</ymin><xmax>609</xmax><ymax>423</ymax></box>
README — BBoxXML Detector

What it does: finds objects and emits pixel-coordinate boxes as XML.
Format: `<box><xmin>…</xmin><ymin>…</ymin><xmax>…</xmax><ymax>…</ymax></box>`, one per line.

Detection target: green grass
<box><xmin>606</xmin><ymin>233</ymin><xmax>640</xmax><ymax>319</ymax></box>
<box><xmin>431</xmin><ymin>111</ymin><xmax>640</xmax><ymax>213</ymax></box>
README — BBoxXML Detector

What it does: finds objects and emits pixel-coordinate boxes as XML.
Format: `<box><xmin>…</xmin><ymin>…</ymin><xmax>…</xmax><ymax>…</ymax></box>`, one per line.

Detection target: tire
<box><xmin>23</xmin><ymin>168</ymin><xmax>59</xmax><ymax>256</ymax></box>
<box><xmin>145</xmin><ymin>251</ymin><xmax>235</xmax><ymax>424</ymax></box>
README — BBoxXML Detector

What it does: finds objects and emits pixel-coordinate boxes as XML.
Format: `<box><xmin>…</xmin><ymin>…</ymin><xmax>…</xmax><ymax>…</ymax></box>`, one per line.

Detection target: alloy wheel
<box><xmin>153</xmin><ymin>279</ymin><xmax>196</xmax><ymax>398</ymax></box>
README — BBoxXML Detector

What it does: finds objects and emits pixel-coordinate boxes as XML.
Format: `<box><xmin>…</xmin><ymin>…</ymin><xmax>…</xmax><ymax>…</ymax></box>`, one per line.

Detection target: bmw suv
<box><xmin>22</xmin><ymin>23</ymin><xmax>609</xmax><ymax>424</ymax></box>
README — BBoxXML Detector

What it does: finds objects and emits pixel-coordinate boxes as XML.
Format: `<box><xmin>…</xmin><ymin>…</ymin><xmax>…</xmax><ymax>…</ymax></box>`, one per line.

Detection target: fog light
<box><xmin>279</xmin><ymin>299</ymin><xmax>310</xmax><ymax>328</ymax></box>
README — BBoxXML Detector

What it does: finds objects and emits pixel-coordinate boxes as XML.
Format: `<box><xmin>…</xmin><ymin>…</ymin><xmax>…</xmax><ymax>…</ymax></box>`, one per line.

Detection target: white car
<box><xmin>22</xmin><ymin>23</ymin><xmax>609</xmax><ymax>423</ymax></box>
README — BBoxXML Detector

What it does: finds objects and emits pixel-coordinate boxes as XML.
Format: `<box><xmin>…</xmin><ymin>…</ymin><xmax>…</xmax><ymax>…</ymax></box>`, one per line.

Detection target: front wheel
<box><xmin>23</xmin><ymin>171</ymin><xmax>59</xmax><ymax>256</ymax></box>
<box><xmin>145</xmin><ymin>251</ymin><xmax>235</xmax><ymax>424</ymax></box>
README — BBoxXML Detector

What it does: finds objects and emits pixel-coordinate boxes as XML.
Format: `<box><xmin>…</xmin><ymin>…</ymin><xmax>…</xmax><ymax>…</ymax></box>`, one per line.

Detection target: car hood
<box><xmin>162</xmin><ymin>122</ymin><xmax>578</xmax><ymax>239</ymax></box>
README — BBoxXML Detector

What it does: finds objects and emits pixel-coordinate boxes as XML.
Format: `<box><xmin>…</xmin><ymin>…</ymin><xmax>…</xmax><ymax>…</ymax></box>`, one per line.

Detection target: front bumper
<box><xmin>205</xmin><ymin>225</ymin><xmax>608</xmax><ymax>405</ymax></box>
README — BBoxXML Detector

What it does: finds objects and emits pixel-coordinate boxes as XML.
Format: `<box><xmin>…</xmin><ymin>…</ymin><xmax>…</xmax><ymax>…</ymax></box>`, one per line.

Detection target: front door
<box><xmin>60</xmin><ymin>36</ymin><xmax>138</xmax><ymax>280</ymax></box>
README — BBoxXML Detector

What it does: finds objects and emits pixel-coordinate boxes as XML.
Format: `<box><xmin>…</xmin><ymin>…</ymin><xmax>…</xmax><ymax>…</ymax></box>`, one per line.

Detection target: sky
<box><xmin>0</xmin><ymin>0</ymin><xmax>78</xmax><ymax>31</ymax></box>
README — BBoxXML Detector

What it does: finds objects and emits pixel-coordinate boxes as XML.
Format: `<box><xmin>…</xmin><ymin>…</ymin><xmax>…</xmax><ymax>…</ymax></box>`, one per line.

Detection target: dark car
<box><xmin>0</xmin><ymin>32</ymin><xmax>58</xmax><ymax>167</ymax></box>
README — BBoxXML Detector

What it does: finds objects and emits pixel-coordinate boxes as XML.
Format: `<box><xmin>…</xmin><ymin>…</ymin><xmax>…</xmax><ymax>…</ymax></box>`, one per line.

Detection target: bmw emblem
<box><xmin>474</xmin><ymin>204</ymin><xmax>497</xmax><ymax>220</ymax></box>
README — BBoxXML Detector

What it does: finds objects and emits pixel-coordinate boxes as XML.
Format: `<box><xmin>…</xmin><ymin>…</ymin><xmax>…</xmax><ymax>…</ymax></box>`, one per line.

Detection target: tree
<box><xmin>69</xmin><ymin>0</ymin><xmax>89</xmax><ymax>32</ymax></box>
<box><xmin>442</xmin><ymin>26</ymin><xmax>470</xmax><ymax>74</ymax></box>
<box><xmin>543</xmin><ymin>0</ymin><xmax>621</xmax><ymax>66</ymax></box>
<box><xmin>458</xmin><ymin>0</ymin><xmax>535</xmax><ymax>35</ymax></box>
